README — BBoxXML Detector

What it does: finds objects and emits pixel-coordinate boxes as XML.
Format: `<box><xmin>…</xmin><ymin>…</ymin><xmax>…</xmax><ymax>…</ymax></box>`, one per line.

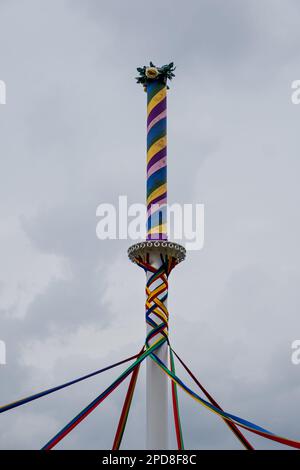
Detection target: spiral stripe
<box><xmin>147</xmin><ymin>137</ymin><xmax>167</xmax><ymax>164</ymax></box>
<box><xmin>147</xmin><ymin>207</ymin><xmax>167</xmax><ymax>231</ymax></box>
<box><xmin>147</xmin><ymin>157</ymin><xmax>167</xmax><ymax>179</ymax></box>
<box><xmin>147</xmin><ymin>80</ymin><xmax>167</xmax><ymax>240</ymax></box>
<box><xmin>147</xmin><ymin>110</ymin><xmax>167</xmax><ymax>133</ymax></box>
<box><xmin>147</xmin><ymin>96</ymin><xmax>167</xmax><ymax>123</ymax></box>
<box><xmin>147</xmin><ymin>147</ymin><xmax>167</xmax><ymax>173</ymax></box>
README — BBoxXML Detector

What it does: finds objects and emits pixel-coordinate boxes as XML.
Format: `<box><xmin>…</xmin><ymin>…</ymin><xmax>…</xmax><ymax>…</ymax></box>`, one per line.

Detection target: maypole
<box><xmin>128</xmin><ymin>62</ymin><xmax>186</xmax><ymax>449</ymax></box>
<box><xmin>3</xmin><ymin>64</ymin><xmax>300</xmax><ymax>452</ymax></box>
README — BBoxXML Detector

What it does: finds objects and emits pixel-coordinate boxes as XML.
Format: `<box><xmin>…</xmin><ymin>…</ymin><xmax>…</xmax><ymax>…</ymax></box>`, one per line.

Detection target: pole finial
<box><xmin>135</xmin><ymin>62</ymin><xmax>176</xmax><ymax>91</ymax></box>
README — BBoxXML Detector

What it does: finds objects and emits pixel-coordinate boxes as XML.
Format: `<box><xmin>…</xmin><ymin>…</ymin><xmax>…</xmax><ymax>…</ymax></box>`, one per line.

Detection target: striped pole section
<box><xmin>147</xmin><ymin>80</ymin><xmax>167</xmax><ymax>240</ymax></box>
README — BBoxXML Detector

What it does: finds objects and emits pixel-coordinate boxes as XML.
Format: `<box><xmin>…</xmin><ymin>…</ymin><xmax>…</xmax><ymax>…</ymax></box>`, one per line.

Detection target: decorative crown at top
<box><xmin>136</xmin><ymin>61</ymin><xmax>176</xmax><ymax>91</ymax></box>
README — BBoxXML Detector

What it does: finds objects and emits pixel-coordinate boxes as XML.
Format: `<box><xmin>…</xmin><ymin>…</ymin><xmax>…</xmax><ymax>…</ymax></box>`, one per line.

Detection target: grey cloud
<box><xmin>0</xmin><ymin>0</ymin><xmax>300</xmax><ymax>450</ymax></box>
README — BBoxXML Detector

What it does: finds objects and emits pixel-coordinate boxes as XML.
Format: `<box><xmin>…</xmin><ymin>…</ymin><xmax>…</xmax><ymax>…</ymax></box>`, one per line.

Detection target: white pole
<box><xmin>146</xmin><ymin>251</ymin><xmax>168</xmax><ymax>450</ymax></box>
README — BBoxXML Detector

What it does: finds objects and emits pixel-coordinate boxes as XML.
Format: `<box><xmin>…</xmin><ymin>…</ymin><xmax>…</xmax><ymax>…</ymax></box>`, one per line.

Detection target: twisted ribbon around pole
<box><xmin>136</xmin><ymin>255</ymin><xmax>300</xmax><ymax>450</ymax></box>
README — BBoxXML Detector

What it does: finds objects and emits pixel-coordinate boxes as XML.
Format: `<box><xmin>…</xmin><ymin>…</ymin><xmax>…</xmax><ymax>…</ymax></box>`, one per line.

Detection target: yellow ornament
<box><xmin>145</xmin><ymin>67</ymin><xmax>159</xmax><ymax>79</ymax></box>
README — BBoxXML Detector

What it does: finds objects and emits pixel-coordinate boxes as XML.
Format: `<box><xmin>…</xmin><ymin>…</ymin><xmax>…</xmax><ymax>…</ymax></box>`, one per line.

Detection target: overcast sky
<box><xmin>0</xmin><ymin>0</ymin><xmax>300</xmax><ymax>450</ymax></box>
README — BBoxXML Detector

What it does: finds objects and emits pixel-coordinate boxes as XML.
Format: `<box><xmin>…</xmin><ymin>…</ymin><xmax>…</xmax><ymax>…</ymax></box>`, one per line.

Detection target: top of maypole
<box><xmin>128</xmin><ymin>60</ymin><xmax>186</xmax><ymax>265</ymax></box>
<box><xmin>135</xmin><ymin>61</ymin><xmax>176</xmax><ymax>91</ymax></box>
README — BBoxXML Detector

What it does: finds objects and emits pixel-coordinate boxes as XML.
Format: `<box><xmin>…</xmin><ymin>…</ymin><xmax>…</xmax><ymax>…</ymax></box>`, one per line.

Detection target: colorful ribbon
<box><xmin>150</xmin><ymin>350</ymin><xmax>300</xmax><ymax>449</ymax></box>
<box><xmin>136</xmin><ymin>256</ymin><xmax>300</xmax><ymax>450</ymax></box>
<box><xmin>41</xmin><ymin>339</ymin><xmax>165</xmax><ymax>450</ymax></box>
<box><xmin>171</xmin><ymin>348</ymin><xmax>253</xmax><ymax>450</ymax></box>
<box><xmin>170</xmin><ymin>348</ymin><xmax>184</xmax><ymax>450</ymax></box>
<box><xmin>2</xmin><ymin>260</ymin><xmax>300</xmax><ymax>450</ymax></box>
<box><xmin>112</xmin><ymin>348</ymin><xmax>144</xmax><ymax>450</ymax></box>
<box><xmin>0</xmin><ymin>353</ymin><xmax>140</xmax><ymax>414</ymax></box>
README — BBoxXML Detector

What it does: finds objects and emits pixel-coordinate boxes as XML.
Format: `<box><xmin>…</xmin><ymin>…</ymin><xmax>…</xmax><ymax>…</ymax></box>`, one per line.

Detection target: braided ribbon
<box><xmin>147</xmin><ymin>80</ymin><xmax>167</xmax><ymax>240</ymax></box>
<box><xmin>134</xmin><ymin>254</ymin><xmax>177</xmax><ymax>347</ymax></box>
